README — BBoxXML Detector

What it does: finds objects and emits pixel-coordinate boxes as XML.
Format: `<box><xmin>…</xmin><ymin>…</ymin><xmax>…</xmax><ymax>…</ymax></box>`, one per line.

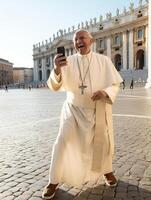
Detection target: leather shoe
<box><xmin>104</xmin><ymin>172</ymin><xmax>117</xmax><ymax>187</ymax></box>
<box><xmin>42</xmin><ymin>183</ymin><xmax>59</xmax><ymax>199</ymax></box>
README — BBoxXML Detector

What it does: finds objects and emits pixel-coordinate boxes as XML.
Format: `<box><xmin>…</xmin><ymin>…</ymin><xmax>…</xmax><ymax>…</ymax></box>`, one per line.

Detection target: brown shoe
<box><xmin>104</xmin><ymin>172</ymin><xmax>117</xmax><ymax>187</ymax></box>
<box><xmin>42</xmin><ymin>183</ymin><xmax>59</xmax><ymax>199</ymax></box>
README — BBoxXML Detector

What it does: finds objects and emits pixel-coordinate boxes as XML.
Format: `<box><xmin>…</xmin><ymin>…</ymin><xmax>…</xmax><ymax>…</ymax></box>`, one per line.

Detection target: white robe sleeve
<box><xmin>102</xmin><ymin>56</ymin><xmax>122</xmax><ymax>104</ymax></box>
<box><xmin>103</xmin><ymin>84</ymin><xmax>120</xmax><ymax>104</ymax></box>
<box><xmin>47</xmin><ymin>69</ymin><xmax>63</xmax><ymax>91</ymax></box>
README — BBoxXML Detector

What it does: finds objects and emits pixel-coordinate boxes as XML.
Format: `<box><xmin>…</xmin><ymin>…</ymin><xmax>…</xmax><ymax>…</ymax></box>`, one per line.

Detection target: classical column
<box><xmin>128</xmin><ymin>29</ymin><xmax>134</xmax><ymax>70</ymax></box>
<box><xmin>92</xmin><ymin>41</ymin><xmax>97</xmax><ymax>52</ymax></box>
<box><xmin>33</xmin><ymin>59</ymin><xmax>38</xmax><ymax>81</ymax></box>
<box><xmin>145</xmin><ymin>0</ymin><xmax>151</xmax><ymax>88</ymax></box>
<box><xmin>42</xmin><ymin>57</ymin><xmax>46</xmax><ymax>81</ymax></box>
<box><xmin>144</xmin><ymin>25</ymin><xmax>148</xmax><ymax>69</ymax></box>
<box><xmin>51</xmin><ymin>54</ymin><xmax>55</xmax><ymax>70</ymax></box>
<box><xmin>122</xmin><ymin>31</ymin><xmax>127</xmax><ymax>70</ymax></box>
<box><xmin>107</xmin><ymin>37</ymin><xmax>111</xmax><ymax>58</ymax></box>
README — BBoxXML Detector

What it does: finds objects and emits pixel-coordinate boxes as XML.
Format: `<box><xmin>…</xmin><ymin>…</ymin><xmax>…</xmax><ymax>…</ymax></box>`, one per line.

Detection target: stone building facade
<box><xmin>13</xmin><ymin>67</ymin><xmax>33</xmax><ymax>84</ymax></box>
<box><xmin>33</xmin><ymin>1</ymin><xmax>149</xmax><ymax>83</ymax></box>
<box><xmin>0</xmin><ymin>58</ymin><xmax>13</xmax><ymax>87</ymax></box>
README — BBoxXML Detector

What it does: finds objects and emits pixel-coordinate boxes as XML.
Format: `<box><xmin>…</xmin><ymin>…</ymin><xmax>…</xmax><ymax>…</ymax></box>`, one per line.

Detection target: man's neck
<box><xmin>77</xmin><ymin>51</ymin><xmax>92</xmax><ymax>57</ymax></box>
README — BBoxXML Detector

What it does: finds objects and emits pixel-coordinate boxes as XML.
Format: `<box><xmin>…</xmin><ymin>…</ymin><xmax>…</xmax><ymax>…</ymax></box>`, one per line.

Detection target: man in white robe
<box><xmin>42</xmin><ymin>29</ymin><xmax>123</xmax><ymax>199</ymax></box>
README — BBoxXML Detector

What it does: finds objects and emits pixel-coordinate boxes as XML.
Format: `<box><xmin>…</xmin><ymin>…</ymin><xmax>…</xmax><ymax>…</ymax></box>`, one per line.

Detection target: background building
<box><xmin>0</xmin><ymin>58</ymin><xmax>13</xmax><ymax>87</ymax></box>
<box><xmin>13</xmin><ymin>67</ymin><xmax>33</xmax><ymax>84</ymax></box>
<box><xmin>33</xmin><ymin>1</ymin><xmax>149</xmax><ymax>85</ymax></box>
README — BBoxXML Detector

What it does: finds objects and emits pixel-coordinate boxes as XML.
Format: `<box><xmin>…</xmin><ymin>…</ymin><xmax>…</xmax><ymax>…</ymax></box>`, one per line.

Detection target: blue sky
<box><xmin>0</xmin><ymin>0</ymin><xmax>140</xmax><ymax>67</ymax></box>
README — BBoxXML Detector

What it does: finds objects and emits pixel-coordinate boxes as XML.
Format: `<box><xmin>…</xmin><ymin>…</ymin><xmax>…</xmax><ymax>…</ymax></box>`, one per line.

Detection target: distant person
<box><xmin>122</xmin><ymin>79</ymin><xmax>125</xmax><ymax>90</ymax></box>
<box><xmin>130</xmin><ymin>79</ymin><xmax>134</xmax><ymax>89</ymax></box>
<box><xmin>28</xmin><ymin>85</ymin><xmax>31</xmax><ymax>91</ymax></box>
<box><xmin>138</xmin><ymin>77</ymin><xmax>141</xmax><ymax>87</ymax></box>
<box><xmin>5</xmin><ymin>85</ymin><xmax>8</xmax><ymax>92</ymax></box>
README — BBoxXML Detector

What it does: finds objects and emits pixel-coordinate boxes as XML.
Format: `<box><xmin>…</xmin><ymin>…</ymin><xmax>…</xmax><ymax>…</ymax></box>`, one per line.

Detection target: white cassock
<box><xmin>47</xmin><ymin>51</ymin><xmax>123</xmax><ymax>186</ymax></box>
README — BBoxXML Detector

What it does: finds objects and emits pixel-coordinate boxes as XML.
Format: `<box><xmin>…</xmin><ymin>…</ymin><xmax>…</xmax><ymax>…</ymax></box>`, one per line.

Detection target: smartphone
<box><xmin>57</xmin><ymin>46</ymin><xmax>65</xmax><ymax>56</ymax></box>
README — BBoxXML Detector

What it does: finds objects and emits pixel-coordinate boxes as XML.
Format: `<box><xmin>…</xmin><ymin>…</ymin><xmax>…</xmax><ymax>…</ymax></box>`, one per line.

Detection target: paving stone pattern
<box><xmin>0</xmin><ymin>88</ymin><xmax>151</xmax><ymax>200</ymax></box>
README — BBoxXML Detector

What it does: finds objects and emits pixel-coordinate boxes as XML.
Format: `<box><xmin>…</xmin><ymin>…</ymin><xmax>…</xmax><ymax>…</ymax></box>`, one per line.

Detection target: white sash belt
<box><xmin>66</xmin><ymin>92</ymin><xmax>95</xmax><ymax>109</ymax></box>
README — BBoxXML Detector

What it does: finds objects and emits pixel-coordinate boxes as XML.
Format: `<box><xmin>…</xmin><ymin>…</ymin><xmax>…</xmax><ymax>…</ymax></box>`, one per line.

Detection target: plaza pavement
<box><xmin>0</xmin><ymin>87</ymin><xmax>151</xmax><ymax>200</ymax></box>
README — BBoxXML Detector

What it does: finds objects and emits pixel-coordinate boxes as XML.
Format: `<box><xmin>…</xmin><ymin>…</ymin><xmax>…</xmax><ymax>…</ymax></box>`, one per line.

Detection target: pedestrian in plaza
<box><xmin>5</xmin><ymin>85</ymin><xmax>8</xmax><ymax>92</ymax></box>
<box><xmin>122</xmin><ymin>79</ymin><xmax>125</xmax><ymax>90</ymax></box>
<box><xmin>42</xmin><ymin>29</ymin><xmax>123</xmax><ymax>199</ymax></box>
<box><xmin>130</xmin><ymin>78</ymin><xmax>134</xmax><ymax>89</ymax></box>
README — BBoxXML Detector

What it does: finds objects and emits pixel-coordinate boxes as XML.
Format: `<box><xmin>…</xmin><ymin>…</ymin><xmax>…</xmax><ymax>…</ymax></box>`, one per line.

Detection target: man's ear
<box><xmin>91</xmin><ymin>38</ymin><xmax>95</xmax><ymax>43</ymax></box>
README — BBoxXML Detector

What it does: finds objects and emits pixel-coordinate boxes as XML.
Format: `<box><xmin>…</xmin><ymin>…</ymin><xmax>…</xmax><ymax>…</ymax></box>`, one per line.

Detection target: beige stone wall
<box><xmin>13</xmin><ymin>68</ymin><xmax>33</xmax><ymax>84</ymax></box>
<box><xmin>13</xmin><ymin>69</ymin><xmax>24</xmax><ymax>84</ymax></box>
<box><xmin>0</xmin><ymin>59</ymin><xmax>13</xmax><ymax>86</ymax></box>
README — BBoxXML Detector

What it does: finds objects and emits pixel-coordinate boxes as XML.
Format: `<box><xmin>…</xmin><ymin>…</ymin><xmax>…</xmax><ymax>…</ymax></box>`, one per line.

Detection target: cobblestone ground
<box><xmin>0</xmin><ymin>88</ymin><xmax>151</xmax><ymax>200</ymax></box>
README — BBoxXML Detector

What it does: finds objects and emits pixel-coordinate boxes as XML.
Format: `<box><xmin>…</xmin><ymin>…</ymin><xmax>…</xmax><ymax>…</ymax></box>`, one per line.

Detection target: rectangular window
<box><xmin>46</xmin><ymin>56</ymin><xmax>50</xmax><ymax>66</ymax></box>
<box><xmin>100</xmin><ymin>40</ymin><xmax>104</xmax><ymax>49</ymax></box>
<box><xmin>115</xmin><ymin>36</ymin><xmax>120</xmax><ymax>45</ymax></box>
<box><xmin>137</xmin><ymin>29</ymin><xmax>143</xmax><ymax>39</ymax></box>
<box><xmin>38</xmin><ymin>59</ymin><xmax>42</xmax><ymax>68</ymax></box>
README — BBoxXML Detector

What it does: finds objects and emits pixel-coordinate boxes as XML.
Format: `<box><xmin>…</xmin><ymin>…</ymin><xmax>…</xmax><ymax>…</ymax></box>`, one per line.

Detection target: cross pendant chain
<box><xmin>79</xmin><ymin>83</ymin><xmax>87</xmax><ymax>95</ymax></box>
<box><xmin>77</xmin><ymin>53</ymin><xmax>92</xmax><ymax>95</ymax></box>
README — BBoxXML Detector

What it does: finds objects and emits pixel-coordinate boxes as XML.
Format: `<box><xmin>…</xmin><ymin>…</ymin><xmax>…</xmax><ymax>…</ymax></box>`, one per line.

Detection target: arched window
<box><xmin>136</xmin><ymin>50</ymin><xmax>144</xmax><ymax>70</ymax></box>
<box><xmin>114</xmin><ymin>54</ymin><xmax>122</xmax><ymax>71</ymax></box>
<box><xmin>137</xmin><ymin>29</ymin><xmax>143</xmax><ymax>40</ymax></box>
<box><xmin>47</xmin><ymin>69</ymin><xmax>50</xmax><ymax>79</ymax></box>
<box><xmin>39</xmin><ymin>70</ymin><xmax>42</xmax><ymax>81</ymax></box>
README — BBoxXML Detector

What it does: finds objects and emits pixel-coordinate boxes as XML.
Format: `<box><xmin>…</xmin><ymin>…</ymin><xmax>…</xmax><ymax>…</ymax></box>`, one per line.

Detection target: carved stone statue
<box><xmin>129</xmin><ymin>2</ymin><xmax>134</xmax><ymax>13</ymax></box>
<box><xmin>90</xmin><ymin>18</ymin><xmax>93</xmax><ymax>25</ymax></box>
<box><xmin>59</xmin><ymin>29</ymin><xmax>63</xmax><ymax>36</ymax></box>
<box><xmin>85</xmin><ymin>20</ymin><xmax>89</xmax><ymax>27</ymax></box>
<box><xmin>116</xmin><ymin>8</ymin><xmax>119</xmax><ymax>16</ymax></box>
<box><xmin>139</xmin><ymin>0</ymin><xmax>143</xmax><ymax>6</ymax></box>
<box><xmin>93</xmin><ymin>17</ymin><xmax>97</xmax><ymax>24</ymax></box>
<box><xmin>106</xmin><ymin>12</ymin><xmax>112</xmax><ymax>20</ymax></box>
<box><xmin>123</xmin><ymin>6</ymin><xmax>127</xmax><ymax>15</ymax></box>
<box><xmin>78</xmin><ymin>23</ymin><xmax>80</xmax><ymax>29</ymax></box>
<box><xmin>53</xmin><ymin>34</ymin><xmax>55</xmax><ymax>40</ymax></box>
<box><xmin>81</xmin><ymin>22</ymin><xmax>84</xmax><ymax>28</ymax></box>
<box><xmin>72</xmin><ymin>26</ymin><xmax>75</xmax><ymax>31</ymax></box>
<box><xmin>99</xmin><ymin>15</ymin><xmax>103</xmax><ymax>22</ymax></box>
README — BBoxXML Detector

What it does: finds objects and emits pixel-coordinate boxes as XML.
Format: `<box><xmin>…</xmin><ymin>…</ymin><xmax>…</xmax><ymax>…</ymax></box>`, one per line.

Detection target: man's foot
<box><xmin>104</xmin><ymin>172</ymin><xmax>117</xmax><ymax>187</ymax></box>
<box><xmin>42</xmin><ymin>183</ymin><xmax>59</xmax><ymax>199</ymax></box>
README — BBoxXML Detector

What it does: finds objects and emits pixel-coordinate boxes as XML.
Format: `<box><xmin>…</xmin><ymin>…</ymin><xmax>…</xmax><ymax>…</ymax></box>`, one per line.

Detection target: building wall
<box><xmin>0</xmin><ymin>58</ymin><xmax>13</xmax><ymax>86</ymax></box>
<box><xmin>24</xmin><ymin>68</ymin><xmax>33</xmax><ymax>83</ymax></box>
<box><xmin>13</xmin><ymin>68</ymin><xmax>33</xmax><ymax>84</ymax></box>
<box><xmin>13</xmin><ymin>69</ymin><xmax>24</xmax><ymax>84</ymax></box>
<box><xmin>33</xmin><ymin>2</ymin><xmax>148</xmax><ymax>82</ymax></box>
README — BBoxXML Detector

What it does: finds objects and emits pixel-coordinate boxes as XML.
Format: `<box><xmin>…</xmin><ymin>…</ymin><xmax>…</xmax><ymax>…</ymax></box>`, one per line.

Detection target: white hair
<box><xmin>73</xmin><ymin>29</ymin><xmax>93</xmax><ymax>41</ymax></box>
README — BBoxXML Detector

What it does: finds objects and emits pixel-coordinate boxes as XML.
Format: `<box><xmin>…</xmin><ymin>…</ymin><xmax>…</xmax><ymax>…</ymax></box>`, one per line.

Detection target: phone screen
<box><xmin>57</xmin><ymin>46</ymin><xmax>65</xmax><ymax>56</ymax></box>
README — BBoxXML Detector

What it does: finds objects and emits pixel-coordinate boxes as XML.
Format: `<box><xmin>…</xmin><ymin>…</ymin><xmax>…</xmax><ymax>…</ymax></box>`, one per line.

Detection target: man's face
<box><xmin>73</xmin><ymin>31</ymin><xmax>93</xmax><ymax>55</ymax></box>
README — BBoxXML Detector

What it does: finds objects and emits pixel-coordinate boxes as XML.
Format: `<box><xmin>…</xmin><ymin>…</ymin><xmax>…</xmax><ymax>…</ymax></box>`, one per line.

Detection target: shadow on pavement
<box><xmin>51</xmin><ymin>180</ymin><xmax>151</xmax><ymax>200</ymax></box>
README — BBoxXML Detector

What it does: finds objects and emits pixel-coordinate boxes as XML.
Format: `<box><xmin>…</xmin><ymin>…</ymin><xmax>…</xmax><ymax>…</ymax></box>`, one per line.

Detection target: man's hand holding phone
<box><xmin>54</xmin><ymin>46</ymin><xmax>67</xmax><ymax>75</ymax></box>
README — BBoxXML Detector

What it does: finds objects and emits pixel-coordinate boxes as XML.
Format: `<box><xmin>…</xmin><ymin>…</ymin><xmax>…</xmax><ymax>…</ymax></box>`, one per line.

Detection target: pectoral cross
<box><xmin>79</xmin><ymin>83</ymin><xmax>87</xmax><ymax>95</ymax></box>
